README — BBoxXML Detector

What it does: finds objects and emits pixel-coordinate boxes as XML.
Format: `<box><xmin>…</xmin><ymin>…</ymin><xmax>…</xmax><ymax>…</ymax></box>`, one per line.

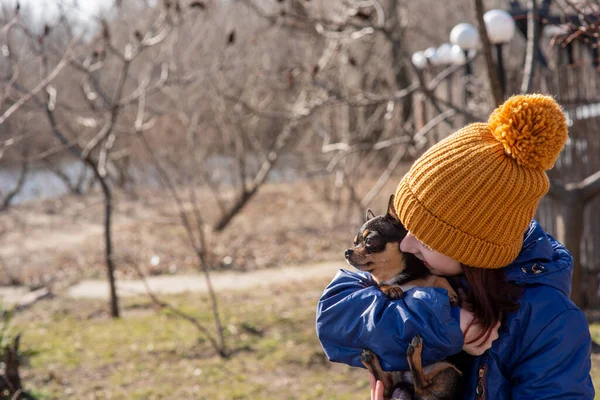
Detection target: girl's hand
<box><xmin>369</xmin><ymin>373</ymin><xmax>384</xmax><ymax>400</ymax></box>
<box><xmin>460</xmin><ymin>308</ymin><xmax>501</xmax><ymax>355</ymax></box>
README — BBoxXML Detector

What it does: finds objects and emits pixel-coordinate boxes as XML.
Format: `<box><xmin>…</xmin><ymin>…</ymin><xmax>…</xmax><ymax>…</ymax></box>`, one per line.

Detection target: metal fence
<box><xmin>531</xmin><ymin>64</ymin><xmax>600</xmax><ymax>305</ymax></box>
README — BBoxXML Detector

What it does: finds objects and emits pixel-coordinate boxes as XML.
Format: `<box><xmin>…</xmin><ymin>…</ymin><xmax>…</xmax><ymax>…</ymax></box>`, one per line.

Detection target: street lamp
<box><xmin>450</xmin><ymin>44</ymin><xmax>467</xmax><ymax>65</ymax></box>
<box><xmin>450</xmin><ymin>23</ymin><xmax>479</xmax><ymax>76</ymax></box>
<box><xmin>484</xmin><ymin>9</ymin><xmax>516</xmax><ymax>97</ymax></box>
<box><xmin>450</xmin><ymin>23</ymin><xmax>479</xmax><ymax>111</ymax></box>
<box><xmin>437</xmin><ymin>43</ymin><xmax>455</xmax><ymax>104</ymax></box>
<box><xmin>450</xmin><ymin>23</ymin><xmax>480</xmax><ymax>50</ymax></box>
<box><xmin>411</xmin><ymin>51</ymin><xmax>428</xmax><ymax>70</ymax></box>
<box><xmin>411</xmin><ymin>51</ymin><xmax>428</xmax><ymax>131</ymax></box>
<box><xmin>423</xmin><ymin>47</ymin><xmax>441</xmax><ymax>67</ymax></box>
<box><xmin>437</xmin><ymin>43</ymin><xmax>454</xmax><ymax>65</ymax></box>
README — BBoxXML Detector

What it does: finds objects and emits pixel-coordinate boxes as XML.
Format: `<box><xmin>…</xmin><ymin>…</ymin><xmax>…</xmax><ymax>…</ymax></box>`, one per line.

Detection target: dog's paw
<box><xmin>379</xmin><ymin>284</ymin><xmax>404</xmax><ymax>300</ymax></box>
<box><xmin>361</xmin><ymin>349</ymin><xmax>376</xmax><ymax>365</ymax></box>
<box><xmin>449</xmin><ymin>291</ymin><xmax>460</xmax><ymax>307</ymax></box>
<box><xmin>407</xmin><ymin>334</ymin><xmax>422</xmax><ymax>356</ymax></box>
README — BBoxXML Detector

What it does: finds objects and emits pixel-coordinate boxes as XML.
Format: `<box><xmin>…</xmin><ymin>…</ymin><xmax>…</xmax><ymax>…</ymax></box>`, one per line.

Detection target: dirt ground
<box><xmin>0</xmin><ymin>173</ymin><xmax>408</xmax><ymax>291</ymax></box>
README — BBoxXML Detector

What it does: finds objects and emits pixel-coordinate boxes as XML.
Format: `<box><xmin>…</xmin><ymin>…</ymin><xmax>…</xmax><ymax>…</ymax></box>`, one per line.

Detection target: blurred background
<box><xmin>0</xmin><ymin>0</ymin><xmax>599</xmax><ymax>398</ymax></box>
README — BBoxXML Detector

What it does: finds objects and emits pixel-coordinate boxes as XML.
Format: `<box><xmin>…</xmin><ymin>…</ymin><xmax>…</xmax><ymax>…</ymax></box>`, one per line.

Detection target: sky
<box><xmin>2</xmin><ymin>0</ymin><xmax>115</xmax><ymax>35</ymax></box>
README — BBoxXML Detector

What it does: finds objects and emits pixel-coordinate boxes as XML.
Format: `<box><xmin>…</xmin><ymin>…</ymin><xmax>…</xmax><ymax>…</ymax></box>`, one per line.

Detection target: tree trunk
<box><xmin>520</xmin><ymin>0</ymin><xmax>537</xmax><ymax>93</ymax></box>
<box><xmin>45</xmin><ymin>105</ymin><xmax>121</xmax><ymax>318</ymax></box>
<box><xmin>387</xmin><ymin>0</ymin><xmax>413</xmax><ymax>125</ymax></box>
<box><xmin>473</xmin><ymin>0</ymin><xmax>504</xmax><ymax>106</ymax></box>
<box><xmin>554</xmin><ymin>191</ymin><xmax>585</xmax><ymax>307</ymax></box>
<box><xmin>100</xmin><ymin>176</ymin><xmax>119</xmax><ymax>318</ymax></box>
<box><xmin>89</xmin><ymin>162</ymin><xmax>119</xmax><ymax>318</ymax></box>
<box><xmin>0</xmin><ymin>334</ymin><xmax>22</xmax><ymax>398</ymax></box>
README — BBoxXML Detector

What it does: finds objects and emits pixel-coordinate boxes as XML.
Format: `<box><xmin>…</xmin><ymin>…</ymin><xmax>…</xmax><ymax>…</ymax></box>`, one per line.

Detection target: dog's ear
<box><xmin>386</xmin><ymin>194</ymin><xmax>400</xmax><ymax>223</ymax></box>
<box><xmin>366</xmin><ymin>209</ymin><xmax>376</xmax><ymax>222</ymax></box>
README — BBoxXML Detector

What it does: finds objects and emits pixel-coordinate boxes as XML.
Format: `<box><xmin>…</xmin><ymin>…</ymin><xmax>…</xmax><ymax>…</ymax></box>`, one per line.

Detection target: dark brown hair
<box><xmin>461</xmin><ymin>265</ymin><xmax>523</xmax><ymax>345</ymax></box>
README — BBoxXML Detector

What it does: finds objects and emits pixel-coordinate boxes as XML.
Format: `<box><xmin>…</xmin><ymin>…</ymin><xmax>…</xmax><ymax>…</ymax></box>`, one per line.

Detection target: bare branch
<box><xmin>360</xmin><ymin>109</ymin><xmax>456</xmax><ymax>207</ymax></box>
<box><xmin>572</xmin><ymin>169</ymin><xmax>600</xmax><ymax>203</ymax></box>
<box><xmin>0</xmin><ymin>155</ymin><xmax>28</xmax><ymax>211</ymax></box>
<box><xmin>135</xmin><ymin>123</ymin><xmax>227</xmax><ymax>355</ymax></box>
<box><xmin>0</xmin><ymin>50</ymin><xmax>72</xmax><ymax>127</ymax></box>
<box><xmin>214</xmin><ymin>87</ymin><xmax>311</xmax><ymax>231</ymax></box>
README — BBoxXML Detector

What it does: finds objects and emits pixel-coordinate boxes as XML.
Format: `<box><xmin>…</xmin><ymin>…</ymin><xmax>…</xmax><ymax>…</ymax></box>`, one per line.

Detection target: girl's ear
<box><xmin>386</xmin><ymin>194</ymin><xmax>400</xmax><ymax>223</ymax></box>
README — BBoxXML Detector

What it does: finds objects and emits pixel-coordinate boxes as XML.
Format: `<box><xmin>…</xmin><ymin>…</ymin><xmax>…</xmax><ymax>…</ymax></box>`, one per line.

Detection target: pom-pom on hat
<box><xmin>394</xmin><ymin>94</ymin><xmax>568</xmax><ymax>269</ymax></box>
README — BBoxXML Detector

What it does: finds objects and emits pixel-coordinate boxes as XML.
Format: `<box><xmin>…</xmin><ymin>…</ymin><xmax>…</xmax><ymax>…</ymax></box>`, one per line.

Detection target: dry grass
<box><xmin>16</xmin><ymin>277</ymin><xmax>368</xmax><ymax>399</ymax></box>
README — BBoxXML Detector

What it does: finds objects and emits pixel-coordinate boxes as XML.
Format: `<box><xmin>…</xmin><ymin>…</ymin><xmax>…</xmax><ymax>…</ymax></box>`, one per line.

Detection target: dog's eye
<box><xmin>365</xmin><ymin>237</ymin><xmax>374</xmax><ymax>248</ymax></box>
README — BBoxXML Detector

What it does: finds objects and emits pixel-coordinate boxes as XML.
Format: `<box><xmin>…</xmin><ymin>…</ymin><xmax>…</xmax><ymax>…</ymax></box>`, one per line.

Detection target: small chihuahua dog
<box><xmin>344</xmin><ymin>194</ymin><xmax>462</xmax><ymax>400</ymax></box>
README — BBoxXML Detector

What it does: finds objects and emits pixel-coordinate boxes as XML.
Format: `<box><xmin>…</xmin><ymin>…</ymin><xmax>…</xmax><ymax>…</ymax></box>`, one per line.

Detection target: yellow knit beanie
<box><xmin>394</xmin><ymin>94</ymin><xmax>568</xmax><ymax>268</ymax></box>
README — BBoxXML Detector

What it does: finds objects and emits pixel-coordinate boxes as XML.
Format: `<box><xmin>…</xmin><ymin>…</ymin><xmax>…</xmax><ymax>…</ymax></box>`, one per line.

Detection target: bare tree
<box><xmin>134</xmin><ymin>128</ymin><xmax>229</xmax><ymax>357</ymax></box>
<box><xmin>473</xmin><ymin>0</ymin><xmax>504</xmax><ymax>106</ymax></box>
<box><xmin>0</xmin><ymin>1</ymin><xmax>203</xmax><ymax>317</ymax></box>
<box><xmin>228</xmin><ymin>0</ymin><xmax>480</xmax><ymax>224</ymax></box>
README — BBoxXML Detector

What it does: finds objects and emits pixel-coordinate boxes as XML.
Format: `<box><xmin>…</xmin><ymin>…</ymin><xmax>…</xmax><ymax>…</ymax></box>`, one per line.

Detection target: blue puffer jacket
<box><xmin>316</xmin><ymin>220</ymin><xmax>594</xmax><ymax>399</ymax></box>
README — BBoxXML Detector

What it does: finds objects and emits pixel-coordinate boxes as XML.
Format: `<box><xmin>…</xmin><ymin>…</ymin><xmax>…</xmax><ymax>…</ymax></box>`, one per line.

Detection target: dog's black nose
<box><xmin>345</xmin><ymin>249</ymin><xmax>353</xmax><ymax>259</ymax></box>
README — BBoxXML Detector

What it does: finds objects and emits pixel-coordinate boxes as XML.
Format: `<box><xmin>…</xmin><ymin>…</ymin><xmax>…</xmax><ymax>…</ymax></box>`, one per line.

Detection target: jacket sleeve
<box><xmin>511</xmin><ymin>308</ymin><xmax>595</xmax><ymax>399</ymax></box>
<box><xmin>315</xmin><ymin>269</ymin><xmax>464</xmax><ymax>371</ymax></box>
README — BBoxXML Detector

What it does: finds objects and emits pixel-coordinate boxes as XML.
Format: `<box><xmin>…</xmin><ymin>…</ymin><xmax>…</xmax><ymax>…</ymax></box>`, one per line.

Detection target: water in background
<box><xmin>0</xmin><ymin>159</ymin><xmax>90</xmax><ymax>205</ymax></box>
<box><xmin>0</xmin><ymin>155</ymin><xmax>301</xmax><ymax>205</ymax></box>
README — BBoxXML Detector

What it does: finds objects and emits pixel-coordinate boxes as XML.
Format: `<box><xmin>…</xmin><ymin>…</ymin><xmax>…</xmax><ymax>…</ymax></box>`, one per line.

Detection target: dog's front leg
<box><xmin>378</xmin><ymin>284</ymin><xmax>405</xmax><ymax>300</ymax></box>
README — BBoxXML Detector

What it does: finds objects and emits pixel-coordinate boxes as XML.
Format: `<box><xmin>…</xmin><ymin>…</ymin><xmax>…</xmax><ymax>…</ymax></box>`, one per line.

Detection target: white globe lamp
<box><xmin>437</xmin><ymin>43</ymin><xmax>454</xmax><ymax>65</ymax></box>
<box><xmin>423</xmin><ymin>47</ymin><xmax>440</xmax><ymax>66</ymax></box>
<box><xmin>483</xmin><ymin>9</ymin><xmax>516</xmax><ymax>44</ymax></box>
<box><xmin>450</xmin><ymin>44</ymin><xmax>466</xmax><ymax>65</ymax></box>
<box><xmin>450</xmin><ymin>23</ymin><xmax>480</xmax><ymax>50</ymax></box>
<box><xmin>411</xmin><ymin>51</ymin><xmax>428</xmax><ymax>70</ymax></box>
<box><xmin>483</xmin><ymin>9</ymin><xmax>516</xmax><ymax>97</ymax></box>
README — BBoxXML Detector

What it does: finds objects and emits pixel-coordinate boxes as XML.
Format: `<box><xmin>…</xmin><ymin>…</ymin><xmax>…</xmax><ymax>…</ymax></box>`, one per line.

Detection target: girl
<box><xmin>316</xmin><ymin>94</ymin><xmax>594</xmax><ymax>399</ymax></box>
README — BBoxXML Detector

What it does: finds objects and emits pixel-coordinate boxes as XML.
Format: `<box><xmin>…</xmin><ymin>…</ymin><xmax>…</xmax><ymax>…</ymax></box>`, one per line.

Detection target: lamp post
<box><xmin>450</xmin><ymin>23</ymin><xmax>479</xmax><ymax>116</ymax></box>
<box><xmin>437</xmin><ymin>43</ymin><xmax>455</xmax><ymax>104</ymax></box>
<box><xmin>450</xmin><ymin>23</ymin><xmax>480</xmax><ymax>75</ymax></box>
<box><xmin>411</xmin><ymin>51</ymin><xmax>428</xmax><ymax>130</ymax></box>
<box><xmin>422</xmin><ymin>47</ymin><xmax>440</xmax><ymax>144</ymax></box>
<box><xmin>483</xmin><ymin>9</ymin><xmax>516</xmax><ymax>98</ymax></box>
